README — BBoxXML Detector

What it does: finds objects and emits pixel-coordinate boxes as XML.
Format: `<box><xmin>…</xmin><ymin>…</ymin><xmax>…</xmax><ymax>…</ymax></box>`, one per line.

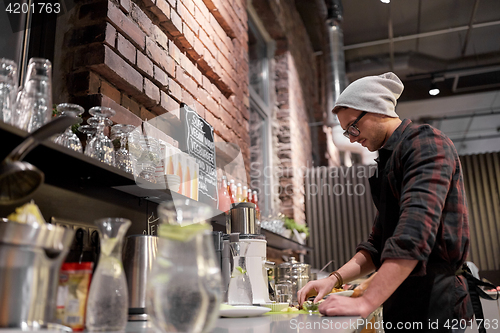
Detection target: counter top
<box><xmin>126</xmin><ymin>310</ymin><xmax>381</xmax><ymax>333</ymax></box>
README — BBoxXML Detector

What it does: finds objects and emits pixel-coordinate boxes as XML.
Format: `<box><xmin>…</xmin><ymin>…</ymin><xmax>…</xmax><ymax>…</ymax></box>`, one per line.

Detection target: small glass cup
<box><xmin>53</xmin><ymin>103</ymin><xmax>84</xmax><ymax>152</ymax></box>
<box><xmin>274</xmin><ymin>283</ymin><xmax>292</xmax><ymax>304</ymax></box>
<box><xmin>84</xmin><ymin>106</ymin><xmax>115</xmax><ymax>166</ymax></box>
<box><xmin>0</xmin><ymin>58</ymin><xmax>18</xmax><ymax>125</ymax></box>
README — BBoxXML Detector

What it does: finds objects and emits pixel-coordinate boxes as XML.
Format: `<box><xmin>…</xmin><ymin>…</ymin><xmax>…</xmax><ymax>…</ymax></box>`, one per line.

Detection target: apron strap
<box><xmin>458</xmin><ymin>263</ymin><xmax>499</xmax><ymax>333</ymax></box>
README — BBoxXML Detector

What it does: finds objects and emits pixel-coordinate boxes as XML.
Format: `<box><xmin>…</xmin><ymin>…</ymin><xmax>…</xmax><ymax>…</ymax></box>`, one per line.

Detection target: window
<box><xmin>248</xmin><ymin>12</ymin><xmax>273</xmax><ymax>217</ymax></box>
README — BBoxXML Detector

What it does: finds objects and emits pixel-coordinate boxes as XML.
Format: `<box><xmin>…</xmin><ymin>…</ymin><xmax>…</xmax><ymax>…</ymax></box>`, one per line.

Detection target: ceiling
<box><xmin>298</xmin><ymin>0</ymin><xmax>500</xmax><ymax>155</ymax></box>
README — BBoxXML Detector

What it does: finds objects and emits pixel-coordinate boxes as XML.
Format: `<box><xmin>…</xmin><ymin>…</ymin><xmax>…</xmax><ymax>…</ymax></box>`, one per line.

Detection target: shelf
<box><xmin>262</xmin><ymin>229</ymin><xmax>313</xmax><ymax>252</ymax></box>
<box><xmin>0</xmin><ymin>121</ymin><xmax>310</xmax><ymax>253</ymax></box>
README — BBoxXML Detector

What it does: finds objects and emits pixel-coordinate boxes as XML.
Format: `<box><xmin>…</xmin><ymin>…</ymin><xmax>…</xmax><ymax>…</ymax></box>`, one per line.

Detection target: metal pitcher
<box><xmin>0</xmin><ymin>218</ymin><xmax>74</xmax><ymax>328</ymax></box>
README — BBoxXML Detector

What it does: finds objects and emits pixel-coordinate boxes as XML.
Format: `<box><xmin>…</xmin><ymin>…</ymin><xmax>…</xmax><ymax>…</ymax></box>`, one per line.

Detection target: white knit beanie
<box><xmin>332</xmin><ymin>72</ymin><xmax>404</xmax><ymax>118</ymax></box>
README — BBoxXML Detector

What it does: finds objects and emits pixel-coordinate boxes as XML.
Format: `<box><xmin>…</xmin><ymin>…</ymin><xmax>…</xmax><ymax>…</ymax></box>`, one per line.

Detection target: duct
<box><xmin>324</xmin><ymin>0</ymin><xmax>377</xmax><ymax>165</ymax></box>
<box><xmin>324</xmin><ymin>0</ymin><xmax>345</xmax><ymax>127</ymax></box>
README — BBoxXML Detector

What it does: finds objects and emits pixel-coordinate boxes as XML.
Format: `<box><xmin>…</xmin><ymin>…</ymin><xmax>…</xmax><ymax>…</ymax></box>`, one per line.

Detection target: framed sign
<box><xmin>180</xmin><ymin>104</ymin><xmax>218</xmax><ymax>208</ymax></box>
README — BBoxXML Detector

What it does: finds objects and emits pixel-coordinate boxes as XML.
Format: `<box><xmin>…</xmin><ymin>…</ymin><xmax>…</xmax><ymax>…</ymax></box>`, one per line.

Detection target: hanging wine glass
<box><xmin>84</xmin><ymin>106</ymin><xmax>115</xmax><ymax>166</ymax></box>
<box><xmin>79</xmin><ymin>125</ymin><xmax>97</xmax><ymax>155</ymax></box>
<box><xmin>53</xmin><ymin>103</ymin><xmax>84</xmax><ymax>152</ymax></box>
<box><xmin>112</xmin><ymin>124</ymin><xmax>136</xmax><ymax>173</ymax></box>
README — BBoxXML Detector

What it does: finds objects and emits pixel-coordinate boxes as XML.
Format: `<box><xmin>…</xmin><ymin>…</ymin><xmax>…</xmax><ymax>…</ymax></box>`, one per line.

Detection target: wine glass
<box><xmin>112</xmin><ymin>124</ymin><xmax>136</xmax><ymax>173</ymax></box>
<box><xmin>53</xmin><ymin>103</ymin><xmax>84</xmax><ymax>152</ymax></box>
<box><xmin>84</xmin><ymin>106</ymin><xmax>115</xmax><ymax>166</ymax></box>
<box><xmin>0</xmin><ymin>58</ymin><xmax>18</xmax><ymax>125</ymax></box>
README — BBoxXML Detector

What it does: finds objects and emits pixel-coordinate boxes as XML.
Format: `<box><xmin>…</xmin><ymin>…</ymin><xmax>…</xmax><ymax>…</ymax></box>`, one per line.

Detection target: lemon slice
<box><xmin>7</xmin><ymin>200</ymin><xmax>46</xmax><ymax>225</ymax></box>
<box><xmin>231</xmin><ymin>266</ymin><xmax>247</xmax><ymax>278</ymax></box>
<box><xmin>158</xmin><ymin>223</ymin><xmax>211</xmax><ymax>242</ymax></box>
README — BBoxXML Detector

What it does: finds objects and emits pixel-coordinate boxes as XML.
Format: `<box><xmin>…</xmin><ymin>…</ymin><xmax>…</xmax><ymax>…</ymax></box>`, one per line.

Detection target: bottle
<box><xmin>242</xmin><ymin>185</ymin><xmax>248</xmax><ymax>202</ymax></box>
<box><xmin>252</xmin><ymin>190</ymin><xmax>261</xmax><ymax>221</ymax></box>
<box><xmin>218</xmin><ymin>176</ymin><xmax>231</xmax><ymax>212</ymax></box>
<box><xmin>235</xmin><ymin>183</ymin><xmax>243</xmax><ymax>203</ymax></box>
<box><xmin>247</xmin><ymin>188</ymin><xmax>253</xmax><ymax>204</ymax></box>
<box><xmin>228</xmin><ymin>179</ymin><xmax>236</xmax><ymax>204</ymax></box>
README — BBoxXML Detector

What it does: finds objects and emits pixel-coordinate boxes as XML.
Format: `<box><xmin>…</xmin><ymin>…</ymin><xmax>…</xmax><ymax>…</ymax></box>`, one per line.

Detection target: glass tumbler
<box><xmin>85</xmin><ymin>106</ymin><xmax>115</xmax><ymax>166</ymax></box>
<box><xmin>147</xmin><ymin>200</ymin><xmax>222</xmax><ymax>333</ymax></box>
<box><xmin>14</xmin><ymin>58</ymin><xmax>52</xmax><ymax>132</ymax></box>
<box><xmin>0</xmin><ymin>58</ymin><xmax>18</xmax><ymax>125</ymax></box>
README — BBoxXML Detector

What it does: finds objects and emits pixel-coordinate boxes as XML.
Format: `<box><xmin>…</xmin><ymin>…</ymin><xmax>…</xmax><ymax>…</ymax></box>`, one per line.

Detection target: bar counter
<box><xmin>126</xmin><ymin>309</ymin><xmax>381</xmax><ymax>333</ymax></box>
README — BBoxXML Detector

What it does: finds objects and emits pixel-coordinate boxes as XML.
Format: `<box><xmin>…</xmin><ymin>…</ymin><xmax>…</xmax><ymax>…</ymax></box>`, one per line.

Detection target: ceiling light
<box><xmin>380</xmin><ymin>0</ymin><xmax>390</xmax><ymax>3</ymax></box>
<box><xmin>429</xmin><ymin>82</ymin><xmax>440</xmax><ymax>96</ymax></box>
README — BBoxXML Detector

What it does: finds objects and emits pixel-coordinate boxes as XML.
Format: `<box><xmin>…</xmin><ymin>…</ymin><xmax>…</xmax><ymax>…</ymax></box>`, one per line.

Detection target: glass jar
<box><xmin>147</xmin><ymin>200</ymin><xmax>222</xmax><ymax>333</ymax></box>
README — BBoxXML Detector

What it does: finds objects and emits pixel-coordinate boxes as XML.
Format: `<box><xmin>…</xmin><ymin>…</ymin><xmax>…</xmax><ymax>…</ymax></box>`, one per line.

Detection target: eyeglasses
<box><xmin>343</xmin><ymin>112</ymin><xmax>367</xmax><ymax>138</ymax></box>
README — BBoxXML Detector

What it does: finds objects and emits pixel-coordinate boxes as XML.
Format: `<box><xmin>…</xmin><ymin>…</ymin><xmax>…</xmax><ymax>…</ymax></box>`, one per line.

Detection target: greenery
<box><xmin>284</xmin><ymin>217</ymin><xmax>309</xmax><ymax>237</ymax></box>
<box><xmin>52</xmin><ymin>104</ymin><xmax>81</xmax><ymax>133</ymax></box>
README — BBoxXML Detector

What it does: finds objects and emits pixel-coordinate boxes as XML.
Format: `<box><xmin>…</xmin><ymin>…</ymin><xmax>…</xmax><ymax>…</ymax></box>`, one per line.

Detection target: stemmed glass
<box><xmin>0</xmin><ymin>58</ymin><xmax>18</xmax><ymax>125</ymax></box>
<box><xmin>112</xmin><ymin>124</ymin><xmax>136</xmax><ymax>173</ymax></box>
<box><xmin>54</xmin><ymin>103</ymin><xmax>84</xmax><ymax>152</ymax></box>
<box><xmin>84</xmin><ymin>106</ymin><xmax>115</xmax><ymax>166</ymax></box>
<box><xmin>14</xmin><ymin>58</ymin><xmax>52</xmax><ymax>132</ymax></box>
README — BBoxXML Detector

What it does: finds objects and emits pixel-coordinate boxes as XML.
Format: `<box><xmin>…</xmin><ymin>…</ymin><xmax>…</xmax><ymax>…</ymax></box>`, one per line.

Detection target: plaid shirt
<box><xmin>357</xmin><ymin>119</ymin><xmax>470</xmax><ymax>276</ymax></box>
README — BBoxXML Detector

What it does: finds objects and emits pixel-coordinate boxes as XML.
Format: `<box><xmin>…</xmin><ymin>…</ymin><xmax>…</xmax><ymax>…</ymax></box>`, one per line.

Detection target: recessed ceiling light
<box><xmin>380</xmin><ymin>0</ymin><xmax>390</xmax><ymax>3</ymax></box>
<box><xmin>429</xmin><ymin>87</ymin><xmax>440</xmax><ymax>96</ymax></box>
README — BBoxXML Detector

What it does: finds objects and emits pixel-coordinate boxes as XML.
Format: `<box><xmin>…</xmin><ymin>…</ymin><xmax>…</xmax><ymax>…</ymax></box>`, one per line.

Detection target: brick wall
<box><xmin>53</xmin><ymin>0</ymin><xmax>250</xmax><ymax>176</ymax></box>
<box><xmin>263</xmin><ymin>0</ymin><xmax>315</xmax><ymax>225</ymax></box>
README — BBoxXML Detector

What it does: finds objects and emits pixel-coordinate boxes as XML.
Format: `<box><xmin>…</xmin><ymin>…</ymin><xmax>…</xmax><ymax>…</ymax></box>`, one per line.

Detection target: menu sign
<box><xmin>180</xmin><ymin>104</ymin><xmax>218</xmax><ymax>208</ymax></box>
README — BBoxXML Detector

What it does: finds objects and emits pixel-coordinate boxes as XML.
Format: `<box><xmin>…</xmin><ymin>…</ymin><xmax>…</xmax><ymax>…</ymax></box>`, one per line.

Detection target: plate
<box><xmin>325</xmin><ymin>290</ymin><xmax>354</xmax><ymax>298</ymax></box>
<box><xmin>219</xmin><ymin>305</ymin><xmax>271</xmax><ymax>318</ymax></box>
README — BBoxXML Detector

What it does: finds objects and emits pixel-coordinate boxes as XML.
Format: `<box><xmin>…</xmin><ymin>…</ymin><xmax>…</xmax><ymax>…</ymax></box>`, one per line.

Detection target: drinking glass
<box><xmin>79</xmin><ymin>125</ymin><xmax>96</xmax><ymax>153</ymax></box>
<box><xmin>274</xmin><ymin>283</ymin><xmax>292</xmax><ymax>304</ymax></box>
<box><xmin>0</xmin><ymin>58</ymin><xmax>18</xmax><ymax>125</ymax></box>
<box><xmin>86</xmin><ymin>217</ymin><xmax>131</xmax><ymax>332</ymax></box>
<box><xmin>53</xmin><ymin>103</ymin><xmax>84</xmax><ymax>152</ymax></box>
<box><xmin>14</xmin><ymin>58</ymin><xmax>52</xmax><ymax>132</ymax></box>
<box><xmin>147</xmin><ymin>200</ymin><xmax>222</xmax><ymax>333</ymax></box>
<box><xmin>112</xmin><ymin>124</ymin><xmax>135</xmax><ymax>173</ymax></box>
<box><xmin>84</xmin><ymin>106</ymin><xmax>115</xmax><ymax>166</ymax></box>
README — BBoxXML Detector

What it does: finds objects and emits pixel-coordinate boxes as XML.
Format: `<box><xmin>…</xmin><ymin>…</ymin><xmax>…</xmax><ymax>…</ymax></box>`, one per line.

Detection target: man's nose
<box><xmin>350</xmin><ymin>135</ymin><xmax>357</xmax><ymax>143</ymax></box>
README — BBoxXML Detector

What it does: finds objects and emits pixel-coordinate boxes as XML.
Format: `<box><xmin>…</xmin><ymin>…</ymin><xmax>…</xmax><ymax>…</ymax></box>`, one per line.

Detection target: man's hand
<box><xmin>319</xmin><ymin>294</ymin><xmax>374</xmax><ymax>318</ymax></box>
<box><xmin>297</xmin><ymin>277</ymin><xmax>336</xmax><ymax>305</ymax></box>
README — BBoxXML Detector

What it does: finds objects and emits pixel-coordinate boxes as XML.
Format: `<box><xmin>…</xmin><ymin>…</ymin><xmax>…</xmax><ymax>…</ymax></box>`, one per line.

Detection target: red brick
<box><xmin>154</xmin><ymin>0</ymin><xmax>171</xmax><ymax>22</ymax></box>
<box><xmin>168</xmin><ymin>77</ymin><xmax>182</xmax><ymax>101</ymax></box>
<box><xmin>192</xmin><ymin>36</ymin><xmax>205</xmax><ymax>59</ymax></box>
<box><xmin>179</xmin><ymin>53</ymin><xmax>193</xmax><ymax>77</ymax></box>
<box><xmin>176</xmin><ymin>68</ymin><xmax>198</xmax><ymax>97</ymax></box>
<box><xmin>136</xmin><ymin>51</ymin><xmax>154</xmax><ymax>77</ymax></box>
<box><xmin>89</xmin><ymin>72</ymin><xmax>101</xmax><ymax>95</ymax></box>
<box><xmin>152</xmin><ymin>25</ymin><xmax>169</xmax><ymax>50</ymax></box>
<box><xmin>170</xmin><ymin>9</ymin><xmax>183</xmax><ymax>34</ymax></box>
<box><xmin>120</xmin><ymin>0</ymin><xmax>132</xmax><ymax>14</ymax></box>
<box><xmin>191</xmin><ymin>99</ymin><xmax>205</xmax><ymax>118</ymax></box>
<box><xmin>117</xmin><ymin>33</ymin><xmax>136</xmax><ymax>63</ymax></box>
<box><xmin>141</xmin><ymin>107</ymin><xmax>156</xmax><ymax>120</ymax></box>
<box><xmin>121</xmin><ymin>94</ymin><xmax>141</xmax><ymax>115</ymax></box>
<box><xmin>131</xmin><ymin>3</ymin><xmax>153</xmax><ymax>35</ymax></box>
<box><xmin>153</xmin><ymin>64</ymin><xmax>169</xmax><ymax>87</ymax></box>
<box><xmin>144</xmin><ymin>78</ymin><xmax>161</xmax><ymax>104</ymax></box>
<box><xmin>199</xmin><ymin>29</ymin><xmax>217</xmax><ymax>58</ymax></box>
<box><xmin>192</xmin><ymin>65</ymin><xmax>202</xmax><ymax>85</ymax></box>
<box><xmin>178</xmin><ymin>23</ymin><xmax>195</xmax><ymax>50</ymax></box>
<box><xmin>145</xmin><ymin>37</ymin><xmax>176</xmax><ymax>77</ymax></box>
<box><xmin>167</xmin><ymin>0</ymin><xmax>176</xmax><ymax>8</ymax></box>
<box><xmin>193</xmin><ymin>0</ymin><xmax>209</xmax><ymax>20</ymax></box>
<box><xmin>178</xmin><ymin>2</ymin><xmax>198</xmax><ymax>35</ymax></box>
<box><xmin>160</xmin><ymin>90</ymin><xmax>180</xmax><ymax>115</ymax></box>
<box><xmin>81</xmin><ymin>44</ymin><xmax>143</xmax><ymax>96</ymax></box>
<box><xmin>107</xmin><ymin>1</ymin><xmax>146</xmax><ymax>50</ymax></box>
<box><xmin>104</xmin><ymin>95</ymin><xmax>142</xmax><ymax>126</ymax></box>
<box><xmin>100</xmin><ymin>80</ymin><xmax>121</xmax><ymax>104</ymax></box>
<box><xmin>169</xmin><ymin>40</ymin><xmax>181</xmax><ymax>64</ymax></box>
<box><xmin>105</xmin><ymin>23</ymin><xmax>117</xmax><ymax>48</ymax></box>
<box><xmin>180</xmin><ymin>0</ymin><xmax>195</xmax><ymax>15</ymax></box>
<box><xmin>181</xmin><ymin>88</ymin><xmax>195</xmax><ymax>106</ymax></box>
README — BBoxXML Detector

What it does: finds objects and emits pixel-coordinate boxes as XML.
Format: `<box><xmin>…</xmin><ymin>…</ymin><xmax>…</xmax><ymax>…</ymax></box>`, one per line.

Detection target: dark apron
<box><xmin>369</xmin><ymin>149</ymin><xmax>471</xmax><ymax>332</ymax></box>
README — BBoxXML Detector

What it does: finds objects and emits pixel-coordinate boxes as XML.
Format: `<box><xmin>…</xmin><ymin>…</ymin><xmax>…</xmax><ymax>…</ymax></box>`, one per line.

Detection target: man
<box><xmin>298</xmin><ymin>72</ymin><xmax>472</xmax><ymax>332</ymax></box>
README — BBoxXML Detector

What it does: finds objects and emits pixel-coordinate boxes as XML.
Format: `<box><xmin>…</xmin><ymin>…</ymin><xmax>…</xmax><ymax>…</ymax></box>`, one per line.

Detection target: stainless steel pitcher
<box><xmin>0</xmin><ymin>218</ymin><xmax>75</xmax><ymax>328</ymax></box>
